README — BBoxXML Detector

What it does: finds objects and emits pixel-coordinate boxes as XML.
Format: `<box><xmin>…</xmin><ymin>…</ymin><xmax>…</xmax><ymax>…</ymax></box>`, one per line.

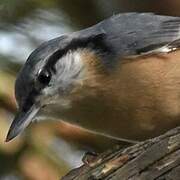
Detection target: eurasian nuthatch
<box><xmin>6</xmin><ymin>13</ymin><xmax>180</xmax><ymax>144</ymax></box>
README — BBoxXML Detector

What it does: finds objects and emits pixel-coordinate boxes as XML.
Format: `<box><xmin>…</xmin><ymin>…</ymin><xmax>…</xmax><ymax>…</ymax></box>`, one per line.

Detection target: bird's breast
<box><xmin>42</xmin><ymin>50</ymin><xmax>180</xmax><ymax>141</ymax></box>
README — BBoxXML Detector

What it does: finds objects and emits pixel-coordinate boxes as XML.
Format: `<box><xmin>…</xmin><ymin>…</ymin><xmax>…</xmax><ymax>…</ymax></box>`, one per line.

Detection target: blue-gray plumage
<box><xmin>6</xmin><ymin>13</ymin><xmax>180</xmax><ymax>144</ymax></box>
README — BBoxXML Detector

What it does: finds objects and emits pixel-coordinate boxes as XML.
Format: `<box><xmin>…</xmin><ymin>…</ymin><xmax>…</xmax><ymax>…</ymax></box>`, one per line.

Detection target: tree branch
<box><xmin>62</xmin><ymin>127</ymin><xmax>180</xmax><ymax>180</ymax></box>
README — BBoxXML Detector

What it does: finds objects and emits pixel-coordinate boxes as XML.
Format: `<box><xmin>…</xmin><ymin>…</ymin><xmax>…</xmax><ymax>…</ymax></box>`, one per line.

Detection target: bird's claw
<box><xmin>82</xmin><ymin>151</ymin><xmax>98</xmax><ymax>165</ymax></box>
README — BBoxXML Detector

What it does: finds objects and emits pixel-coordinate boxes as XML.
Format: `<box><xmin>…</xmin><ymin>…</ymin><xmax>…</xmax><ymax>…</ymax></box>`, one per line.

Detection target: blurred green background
<box><xmin>1</xmin><ymin>0</ymin><xmax>180</xmax><ymax>179</ymax></box>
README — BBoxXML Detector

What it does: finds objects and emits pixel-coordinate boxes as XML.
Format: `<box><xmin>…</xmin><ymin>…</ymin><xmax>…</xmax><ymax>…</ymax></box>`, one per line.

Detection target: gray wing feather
<box><xmin>94</xmin><ymin>13</ymin><xmax>180</xmax><ymax>57</ymax></box>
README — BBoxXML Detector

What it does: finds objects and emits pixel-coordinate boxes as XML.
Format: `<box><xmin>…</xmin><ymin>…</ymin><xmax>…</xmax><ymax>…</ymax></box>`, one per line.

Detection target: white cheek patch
<box><xmin>41</xmin><ymin>49</ymin><xmax>86</xmax><ymax>109</ymax></box>
<box><xmin>56</xmin><ymin>49</ymin><xmax>85</xmax><ymax>84</ymax></box>
<box><xmin>39</xmin><ymin>91</ymin><xmax>72</xmax><ymax>110</ymax></box>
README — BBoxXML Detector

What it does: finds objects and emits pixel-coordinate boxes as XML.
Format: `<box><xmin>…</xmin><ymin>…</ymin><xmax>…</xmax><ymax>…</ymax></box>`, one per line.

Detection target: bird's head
<box><xmin>6</xmin><ymin>32</ymin><xmax>112</xmax><ymax>142</ymax></box>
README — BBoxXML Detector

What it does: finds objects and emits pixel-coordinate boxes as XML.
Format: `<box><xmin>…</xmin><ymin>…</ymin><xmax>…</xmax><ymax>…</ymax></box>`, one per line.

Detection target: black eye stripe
<box><xmin>44</xmin><ymin>33</ymin><xmax>111</xmax><ymax>70</ymax></box>
<box><xmin>45</xmin><ymin>49</ymin><xmax>65</xmax><ymax>69</ymax></box>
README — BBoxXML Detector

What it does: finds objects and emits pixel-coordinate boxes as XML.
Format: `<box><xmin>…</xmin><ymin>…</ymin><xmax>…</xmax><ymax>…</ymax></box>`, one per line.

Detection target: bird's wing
<box><xmin>96</xmin><ymin>13</ymin><xmax>180</xmax><ymax>58</ymax></box>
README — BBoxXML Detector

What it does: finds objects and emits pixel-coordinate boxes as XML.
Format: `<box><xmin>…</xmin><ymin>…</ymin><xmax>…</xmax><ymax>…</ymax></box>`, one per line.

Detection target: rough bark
<box><xmin>62</xmin><ymin>127</ymin><xmax>180</xmax><ymax>180</ymax></box>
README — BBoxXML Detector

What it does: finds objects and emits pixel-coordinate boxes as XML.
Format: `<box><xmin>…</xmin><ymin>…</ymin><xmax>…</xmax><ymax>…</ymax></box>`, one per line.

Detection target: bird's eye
<box><xmin>37</xmin><ymin>69</ymin><xmax>51</xmax><ymax>85</ymax></box>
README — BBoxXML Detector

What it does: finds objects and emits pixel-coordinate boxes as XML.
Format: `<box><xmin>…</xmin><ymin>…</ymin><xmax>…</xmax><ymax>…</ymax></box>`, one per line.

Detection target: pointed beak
<box><xmin>6</xmin><ymin>104</ymin><xmax>40</xmax><ymax>142</ymax></box>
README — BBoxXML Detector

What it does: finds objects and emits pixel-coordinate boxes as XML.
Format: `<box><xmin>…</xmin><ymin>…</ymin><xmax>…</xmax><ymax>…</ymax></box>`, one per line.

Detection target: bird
<box><xmin>6</xmin><ymin>12</ymin><xmax>180</xmax><ymax>145</ymax></box>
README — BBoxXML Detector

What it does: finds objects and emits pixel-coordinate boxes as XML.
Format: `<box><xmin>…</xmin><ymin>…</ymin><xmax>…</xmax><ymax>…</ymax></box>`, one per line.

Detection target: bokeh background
<box><xmin>1</xmin><ymin>0</ymin><xmax>180</xmax><ymax>179</ymax></box>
